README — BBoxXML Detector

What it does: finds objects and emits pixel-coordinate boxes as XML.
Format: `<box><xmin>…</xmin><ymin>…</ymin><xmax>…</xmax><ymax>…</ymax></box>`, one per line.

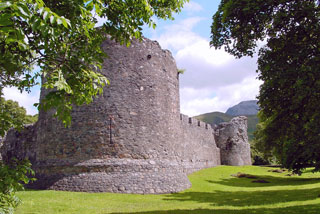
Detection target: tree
<box><xmin>0</xmin><ymin>0</ymin><xmax>188</xmax><ymax>127</ymax></box>
<box><xmin>24</xmin><ymin>114</ymin><xmax>38</xmax><ymax>124</ymax></box>
<box><xmin>0</xmin><ymin>0</ymin><xmax>188</xmax><ymax>212</ymax></box>
<box><xmin>0</xmin><ymin>98</ymin><xmax>37</xmax><ymax>136</ymax></box>
<box><xmin>0</xmin><ymin>98</ymin><xmax>37</xmax><ymax>214</ymax></box>
<box><xmin>211</xmin><ymin>0</ymin><xmax>320</xmax><ymax>173</ymax></box>
<box><xmin>0</xmin><ymin>159</ymin><xmax>35</xmax><ymax>214</ymax></box>
<box><xmin>251</xmin><ymin>111</ymin><xmax>275</xmax><ymax>166</ymax></box>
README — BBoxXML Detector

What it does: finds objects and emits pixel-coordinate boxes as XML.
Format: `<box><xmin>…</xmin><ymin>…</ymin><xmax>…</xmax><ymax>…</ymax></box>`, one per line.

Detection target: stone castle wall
<box><xmin>1</xmin><ymin>125</ymin><xmax>37</xmax><ymax>163</ymax></box>
<box><xmin>214</xmin><ymin>116</ymin><xmax>251</xmax><ymax>165</ymax></box>
<box><xmin>27</xmin><ymin>37</ymin><xmax>191</xmax><ymax>193</ymax></box>
<box><xmin>36</xmin><ymin>37</ymin><xmax>181</xmax><ymax>162</ymax></box>
<box><xmin>1</xmin><ymin>37</ymin><xmax>250</xmax><ymax>194</ymax></box>
<box><xmin>177</xmin><ymin>114</ymin><xmax>220</xmax><ymax>174</ymax></box>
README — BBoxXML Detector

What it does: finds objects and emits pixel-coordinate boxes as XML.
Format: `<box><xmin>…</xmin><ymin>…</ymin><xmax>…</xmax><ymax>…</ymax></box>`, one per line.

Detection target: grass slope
<box><xmin>194</xmin><ymin>112</ymin><xmax>259</xmax><ymax>141</ymax></box>
<box><xmin>16</xmin><ymin>166</ymin><xmax>320</xmax><ymax>214</ymax></box>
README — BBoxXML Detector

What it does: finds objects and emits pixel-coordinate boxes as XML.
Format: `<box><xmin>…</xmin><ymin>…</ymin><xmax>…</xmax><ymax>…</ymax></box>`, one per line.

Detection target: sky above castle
<box><xmin>3</xmin><ymin>0</ymin><xmax>261</xmax><ymax>117</ymax></box>
<box><xmin>143</xmin><ymin>0</ymin><xmax>262</xmax><ymax>116</ymax></box>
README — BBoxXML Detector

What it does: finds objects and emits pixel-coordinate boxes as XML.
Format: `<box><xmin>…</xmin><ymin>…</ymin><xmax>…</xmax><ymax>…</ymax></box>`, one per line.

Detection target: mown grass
<box><xmin>16</xmin><ymin>166</ymin><xmax>320</xmax><ymax>214</ymax></box>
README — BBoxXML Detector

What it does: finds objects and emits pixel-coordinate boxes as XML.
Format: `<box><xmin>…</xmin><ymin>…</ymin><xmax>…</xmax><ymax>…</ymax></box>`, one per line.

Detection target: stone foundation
<box><xmin>1</xmin><ymin>37</ymin><xmax>250</xmax><ymax>194</ymax></box>
<box><xmin>28</xmin><ymin>159</ymin><xmax>190</xmax><ymax>193</ymax></box>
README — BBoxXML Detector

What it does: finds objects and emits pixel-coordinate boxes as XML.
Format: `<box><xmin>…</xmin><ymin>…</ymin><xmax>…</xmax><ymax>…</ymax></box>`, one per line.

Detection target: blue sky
<box><xmin>142</xmin><ymin>0</ymin><xmax>261</xmax><ymax>116</ymax></box>
<box><xmin>143</xmin><ymin>0</ymin><xmax>219</xmax><ymax>40</ymax></box>
<box><xmin>3</xmin><ymin>0</ymin><xmax>261</xmax><ymax>116</ymax></box>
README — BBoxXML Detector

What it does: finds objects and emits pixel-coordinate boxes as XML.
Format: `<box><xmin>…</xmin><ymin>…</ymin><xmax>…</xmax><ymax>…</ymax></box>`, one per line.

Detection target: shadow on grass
<box><xmin>109</xmin><ymin>204</ymin><xmax>320</xmax><ymax>214</ymax></box>
<box><xmin>111</xmin><ymin>176</ymin><xmax>320</xmax><ymax>214</ymax></box>
<box><xmin>303</xmin><ymin>168</ymin><xmax>317</xmax><ymax>173</ymax></box>
<box><xmin>24</xmin><ymin>189</ymin><xmax>41</xmax><ymax>192</ymax></box>
<box><xmin>162</xmin><ymin>188</ymin><xmax>320</xmax><ymax>206</ymax></box>
<box><xmin>206</xmin><ymin>174</ymin><xmax>320</xmax><ymax>188</ymax></box>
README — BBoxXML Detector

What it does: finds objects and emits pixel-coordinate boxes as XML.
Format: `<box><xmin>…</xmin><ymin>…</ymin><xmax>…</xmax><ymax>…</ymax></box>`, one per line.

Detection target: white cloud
<box><xmin>180</xmin><ymin>76</ymin><xmax>262</xmax><ymax>116</ymax></box>
<box><xmin>152</xmin><ymin>16</ymin><xmax>261</xmax><ymax>117</ymax></box>
<box><xmin>176</xmin><ymin>39</ymin><xmax>233</xmax><ymax>66</ymax></box>
<box><xmin>2</xmin><ymin>11</ymin><xmax>261</xmax><ymax>119</ymax></box>
<box><xmin>155</xmin><ymin>17</ymin><xmax>204</xmax><ymax>51</ymax></box>
<box><xmin>177</xmin><ymin>45</ymin><xmax>258</xmax><ymax>89</ymax></box>
<box><xmin>3</xmin><ymin>87</ymin><xmax>40</xmax><ymax>115</ymax></box>
<box><xmin>183</xmin><ymin>1</ymin><xmax>203</xmax><ymax>13</ymax></box>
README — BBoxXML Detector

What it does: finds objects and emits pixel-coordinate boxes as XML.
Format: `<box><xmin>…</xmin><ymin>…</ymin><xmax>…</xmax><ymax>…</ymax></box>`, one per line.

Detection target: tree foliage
<box><xmin>0</xmin><ymin>0</ymin><xmax>188</xmax><ymax>212</ymax></box>
<box><xmin>0</xmin><ymin>98</ymin><xmax>37</xmax><ymax>136</ymax></box>
<box><xmin>211</xmin><ymin>0</ymin><xmax>320</xmax><ymax>173</ymax></box>
<box><xmin>251</xmin><ymin>111</ymin><xmax>275</xmax><ymax>165</ymax></box>
<box><xmin>0</xmin><ymin>98</ymin><xmax>37</xmax><ymax>213</ymax></box>
<box><xmin>0</xmin><ymin>159</ymin><xmax>35</xmax><ymax>214</ymax></box>
<box><xmin>0</xmin><ymin>0</ymin><xmax>188</xmax><ymax>127</ymax></box>
<box><xmin>25</xmin><ymin>114</ymin><xmax>38</xmax><ymax>124</ymax></box>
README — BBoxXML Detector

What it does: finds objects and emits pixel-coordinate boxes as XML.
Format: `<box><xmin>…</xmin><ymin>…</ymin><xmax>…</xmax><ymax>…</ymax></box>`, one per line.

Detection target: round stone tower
<box><xmin>32</xmin><ymin>37</ymin><xmax>191</xmax><ymax>193</ymax></box>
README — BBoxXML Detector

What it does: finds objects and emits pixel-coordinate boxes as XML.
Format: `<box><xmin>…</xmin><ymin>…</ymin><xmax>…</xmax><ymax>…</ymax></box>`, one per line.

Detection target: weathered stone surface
<box><xmin>214</xmin><ymin>116</ymin><xmax>251</xmax><ymax>166</ymax></box>
<box><xmin>28</xmin><ymin>159</ymin><xmax>191</xmax><ymax>193</ymax></box>
<box><xmin>0</xmin><ymin>124</ymin><xmax>37</xmax><ymax>163</ymax></box>
<box><xmin>1</xmin><ymin>36</ymin><xmax>249</xmax><ymax>194</ymax></box>
<box><xmin>178</xmin><ymin>114</ymin><xmax>220</xmax><ymax>174</ymax></box>
<box><xmin>30</xmin><ymin>36</ymin><xmax>193</xmax><ymax>193</ymax></box>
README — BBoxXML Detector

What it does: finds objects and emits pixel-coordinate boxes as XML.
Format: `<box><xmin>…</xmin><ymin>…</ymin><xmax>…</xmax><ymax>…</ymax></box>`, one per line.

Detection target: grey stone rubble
<box><xmin>214</xmin><ymin>116</ymin><xmax>251</xmax><ymax>166</ymax></box>
<box><xmin>0</xmin><ymin>37</ymin><xmax>251</xmax><ymax>194</ymax></box>
<box><xmin>1</xmin><ymin>124</ymin><xmax>37</xmax><ymax>163</ymax></box>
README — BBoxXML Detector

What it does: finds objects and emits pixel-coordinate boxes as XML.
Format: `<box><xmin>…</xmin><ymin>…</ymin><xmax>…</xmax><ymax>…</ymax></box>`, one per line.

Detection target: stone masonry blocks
<box><xmin>1</xmin><ymin>37</ymin><xmax>250</xmax><ymax>193</ymax></box>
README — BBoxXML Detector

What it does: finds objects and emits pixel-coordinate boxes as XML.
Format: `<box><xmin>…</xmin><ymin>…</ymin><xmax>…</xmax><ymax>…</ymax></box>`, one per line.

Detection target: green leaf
<box><xmin>1</xmin><ymin>26</ymin><xmax>12</xmax><ymax>33</ymax></box>
<box><xmin>6</xmin><ymin>33</ymin><xmax>18</xmax><ymax>43</ymax></box>
<box><xmin>16</xmin><ymin>28</ymin><xmax>25</xmax><ymax>40</ymax></box>
<box><xmin>32</xmin><ymin>18</ymin><xmax>41</xmax><ymax>31</ymax></box>
<box><xmin>38</xmin><ymin>7</ymin><xmax>44</xmax><ymax>15</ymax></box>
<box><xmin>0</xmin><ymin>1</ymin><xmax>11</xmax><ymax>11</ymax></box>
<box><xmin>16</xmin><ymin>3</ymin><xmax>30</xmax><ymax>18</ymax></box>
<box><xmin>61</xmin><ymin>18</ymin><xmax>69</xmax><ymax>28</ymax></box>
<box><xmin>86</xmin><ymin>0</ymin><xmax>94</xmax><ymax>10</ymax></box>
<box><xmin>66</xmin><ymin>19</ymin><xmax>71</xmax><ymax>27</ymax></box>
<box><xmin>95</xmin><ymin>1</ymin><xmax>102</xmax><ymax>14</ymax></box>
<box><xmin>43</xmin><ymin>10</ymin><xmax>49</xmax><ymax>21</ymax></box>
<box><xmin>56</xmin><ymin>17</ymin><xmax>62</xmax><ymax>25</ymax></box>
<box><xmin>50</xmin><ymin>15</ymin><xmax>56</xmax><ymax>24</ymax></box>
<box><xmin>35</xmin><ymin>0</ymin><xmax>44</xmax><ymax>8</ymax></box>
<box><xmin>0</xmin><ymin>13</ymin><xmax>13</xmax><ymax>26</ymax></box>
<box><xmin>1</xmin><ymin>0</ymin><xmax>187</xmax><ymax>130</ymax></box>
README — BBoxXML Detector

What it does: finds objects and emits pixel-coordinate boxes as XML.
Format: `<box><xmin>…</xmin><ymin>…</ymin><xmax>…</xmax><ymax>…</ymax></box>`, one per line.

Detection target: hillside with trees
<box><xmin>194</xmin><ymin>100</ymin><xmax>259</xmax><ymax>141</ymax></box>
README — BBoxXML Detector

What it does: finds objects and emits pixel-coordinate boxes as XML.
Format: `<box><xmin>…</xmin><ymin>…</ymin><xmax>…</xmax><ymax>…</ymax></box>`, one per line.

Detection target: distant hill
<box><xmin>194</xmin><ymin>100</ymin><xmax>259</xmax><ymax>141</ymax></box>
<box><xmin>195</xmin><ymin>112</ymin><xmax>233</xmax><ymax>127</ymax></box>
<box><xmin>225</xmin><ymin>100</ymin><xmax>259</xmax><ymax>116</ymax></box>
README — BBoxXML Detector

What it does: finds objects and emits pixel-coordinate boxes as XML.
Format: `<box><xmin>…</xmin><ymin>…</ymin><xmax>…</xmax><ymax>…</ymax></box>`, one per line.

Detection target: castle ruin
<box><xmin>1</xmin><ymin>37</ymin><xmax>251</xmax><ymax>194</ymax></box>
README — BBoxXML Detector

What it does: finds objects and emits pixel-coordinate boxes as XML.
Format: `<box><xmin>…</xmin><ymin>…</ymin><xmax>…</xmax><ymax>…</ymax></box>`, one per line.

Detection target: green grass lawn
<box><xmin>16</xmin><ymin>166</ymin><xmax>320</xmax><ymax>214</ymax></box>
